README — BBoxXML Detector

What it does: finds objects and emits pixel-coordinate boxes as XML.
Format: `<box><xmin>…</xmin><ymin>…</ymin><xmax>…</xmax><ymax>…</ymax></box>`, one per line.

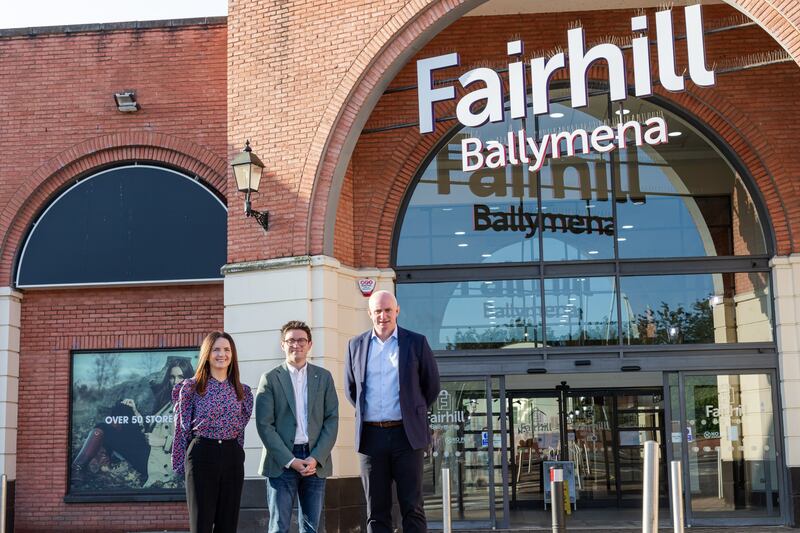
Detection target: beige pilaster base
<box><xmin>0</xmin><ymin>288</ymin><xmax>22</xmax><ymax>481</ymax></box>
<box><xmin>771</xmin><ymin>255</ymin><xmax>800</xmax><ymax>466</ymax></box>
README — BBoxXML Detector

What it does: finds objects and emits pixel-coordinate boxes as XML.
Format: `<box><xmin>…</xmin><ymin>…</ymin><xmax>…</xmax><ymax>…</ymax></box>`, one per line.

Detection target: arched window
<box><xmin>394</xmin><ymin>91</ymin><xmax>773</xmax><ymax>351</ymax></box>
<box><xmin>16</xmin><ymin>165</ymin><xmax>227</xmax><ymax>288</ymax></box>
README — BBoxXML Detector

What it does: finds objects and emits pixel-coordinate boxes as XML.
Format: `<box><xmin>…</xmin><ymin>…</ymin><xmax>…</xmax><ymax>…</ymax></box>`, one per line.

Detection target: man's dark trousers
<box><xmin>359</xmin><ymin>424</ymin><xmax>426</xmax><ymax>533</ymax></box>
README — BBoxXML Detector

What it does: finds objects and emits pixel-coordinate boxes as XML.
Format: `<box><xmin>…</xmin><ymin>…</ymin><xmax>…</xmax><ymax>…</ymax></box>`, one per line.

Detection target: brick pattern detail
<box><xmin>14</xmin><ymin>285</ymin><xmax>222</xmax><ymax>532</ymax></box>
<box><xmin>0</xmin><ymin>22</ymin><xmax>228</xmax><ymax>284</ymax></box>
<box><xmin>227</xmin><ymin>0</ymin><xmax>800</xmax><ymax>265</ymax></box>
<box><xmin>333</xmin><ymin>164</ymin><xmax>356</xmax><ymax>265</ymax></box>
<box><xmin>227</xmin><ymin>0</ymin><xmax>434</xmax><ymax>263</ymax></box>
<box><xmin>0</xmin><ymin>21</ymin><xmax>228</xmax><ymax>532</ymax></box>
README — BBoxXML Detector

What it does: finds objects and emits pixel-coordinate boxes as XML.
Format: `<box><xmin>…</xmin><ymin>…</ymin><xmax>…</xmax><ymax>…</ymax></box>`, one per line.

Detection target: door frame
<box><xmin>505</xmin><ymin>389</ymin><xmax>562</xmax><ymax>511</ymax></box>
<box><xmin>428</xmin><ymin>375</ymin><xmax>505</xmax><ymax>530</ymax></box>
<box><xmin>504</xmin><ymin>385</ymin><xmax>667</xmax><ymax>509</ymax></box>
<box><xmin>565</xmin><ymin>387</ymin><xmax>667</xmax><ymax>508</ymax></box>
<box><xmin>665</xmin><ymin>369</ymin><xmax>788</xmax><ymax>527</ymax></box>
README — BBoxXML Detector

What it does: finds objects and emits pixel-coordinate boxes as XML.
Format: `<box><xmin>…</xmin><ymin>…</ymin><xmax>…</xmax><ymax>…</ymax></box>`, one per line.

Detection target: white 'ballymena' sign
<box><xmin>416</xmin><ymin>5</ymin><xmax>715</xmax><ymax>172</ymax></box>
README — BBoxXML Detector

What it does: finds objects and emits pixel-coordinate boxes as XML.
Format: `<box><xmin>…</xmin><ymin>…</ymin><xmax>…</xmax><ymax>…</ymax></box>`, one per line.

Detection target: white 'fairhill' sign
<box><xmin>416</xmin><ymin>5</ymin><xmax>715</xmax><ymax>173</ymax></box>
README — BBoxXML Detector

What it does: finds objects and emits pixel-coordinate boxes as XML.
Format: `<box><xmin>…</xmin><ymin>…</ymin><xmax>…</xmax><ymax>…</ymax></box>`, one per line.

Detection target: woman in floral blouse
<box><xmin>172</xmin><ymin>331</ymin><xmax>254</xmax><ymax>533</ymax></box>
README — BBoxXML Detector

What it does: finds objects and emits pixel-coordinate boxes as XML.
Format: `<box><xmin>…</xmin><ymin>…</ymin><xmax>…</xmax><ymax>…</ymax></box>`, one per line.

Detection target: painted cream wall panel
<box><xmin>0</xmin><ymin>350</ymin><xmax>19</xmax><ymax>378</ymax></box>
<box><xmin>771</xmin><ymin>255</ymin><xmax>800</xmax><ymax>466</ymax></box>
<box><xmin>225</xmin><ymin>300</ymin><xmax>310</xmax><ymax>334</ymax></box>
<box><xmin>228</xmin><ymin>331</ymin><xmax>283</xmax><ymax>361</ymax></box>
<box><xmin>0</xmin><ymin>288</ymin><xmax>22</xmax><ymax>480</ymax></box>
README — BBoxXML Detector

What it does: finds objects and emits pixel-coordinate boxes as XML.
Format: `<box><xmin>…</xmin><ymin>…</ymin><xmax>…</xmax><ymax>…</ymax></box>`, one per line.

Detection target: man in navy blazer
<box><xmin>345</xmin><ymin>290</ymin><xmax>440</xmax><ymax>533</ymax></box>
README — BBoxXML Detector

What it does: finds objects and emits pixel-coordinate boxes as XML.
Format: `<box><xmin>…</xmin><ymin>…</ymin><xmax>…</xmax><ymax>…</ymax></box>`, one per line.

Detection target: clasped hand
<box><xmin>290</xmin><ymin>457</ymin><xmax>318</xmax><ymax>477</ymax></box>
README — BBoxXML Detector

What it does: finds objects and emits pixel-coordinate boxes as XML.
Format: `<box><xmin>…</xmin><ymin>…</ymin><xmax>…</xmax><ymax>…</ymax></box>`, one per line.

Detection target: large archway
<box><xmin>306</xmin><ymin>0</ymin><xmax>800</xmax><ymax>259</ymax></box>
<box><xmin>313</xmin><ymin>2</ymin><xmax>798</xmax><ymax>527</ymax></box>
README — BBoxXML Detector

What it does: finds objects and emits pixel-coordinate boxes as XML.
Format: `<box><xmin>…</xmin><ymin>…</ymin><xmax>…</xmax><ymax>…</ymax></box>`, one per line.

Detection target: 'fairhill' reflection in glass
<box><xmin>395</xmin><ymin>88</ymin><xmax>772</xmax><ymax>350</ymax></box>
<box><xmin>396</xmin><ymin>91</ymin><xmax>766</xmax><ymax>266</ymax></box>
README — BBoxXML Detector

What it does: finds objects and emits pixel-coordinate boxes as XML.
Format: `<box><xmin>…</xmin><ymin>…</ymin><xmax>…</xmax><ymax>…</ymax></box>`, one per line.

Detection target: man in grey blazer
<box><xmin>256</xmin><ymin>321</ymin><xmax>339</xmax><ymax>533</ymax></box>
<box><xmin>345</xmin><ymin>290</ymin><xmax>440</xmax><ymax>533</ymax></box>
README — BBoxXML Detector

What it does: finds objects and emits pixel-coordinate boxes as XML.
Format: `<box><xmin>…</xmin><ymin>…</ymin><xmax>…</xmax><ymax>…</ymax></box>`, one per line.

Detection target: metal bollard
<box><xmin>669</xmin><ymin>460</ymin><xmax>684</xmax><ymax>533</ymax></box>
<box><xmin>642</xmin><ymin>441</ymin><xmax>660</xmax><ymax>533</ymax></box>
<box><xmin>551</xmin><ymin>468</ymin><xmax>566</xmax><ymax>533</ymax></box>
<box><xmin>442</xmin><ymin>468</ymin><xmax>452</xmax><ymax>533</ymax></box>
<box><xmin>1</xmin><ymin>473</ymin><xmax>7</xmax><ymax>533</ymax></box>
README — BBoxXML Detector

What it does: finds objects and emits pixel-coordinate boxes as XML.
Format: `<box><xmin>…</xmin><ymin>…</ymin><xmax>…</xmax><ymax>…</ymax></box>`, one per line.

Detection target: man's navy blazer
<box><xmin>345</xmin><ymin>327</ymin><xmax>441</xmax><ymax>452</ymax></box>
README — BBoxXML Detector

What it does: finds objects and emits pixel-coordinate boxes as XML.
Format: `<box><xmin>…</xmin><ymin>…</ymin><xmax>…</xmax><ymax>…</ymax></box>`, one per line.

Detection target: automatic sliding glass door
<box><xmin>668</xmin><ymin>371</ymin><xmax>784</xmax><ymax>525</ymax></box>
<box><xmin>425</xmin><ymin>377</ymin><xmax>502</xmax><ymax>528</ymax></box>
<box><xmin>507</xmin><ymin>394</ymin><xmax>561</xmax><ymax>509</ymax></box>
<box><xmin>564</xmin><ymin>390</ymin><xmax>666</xmax><ymax>507</ymax></box>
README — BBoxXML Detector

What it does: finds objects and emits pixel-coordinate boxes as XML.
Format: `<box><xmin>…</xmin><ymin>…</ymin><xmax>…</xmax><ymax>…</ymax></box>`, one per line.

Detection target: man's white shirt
<box><xmin>286</xmin><ymin>362</ymin><xmax>309</xmax><ymax>467</ymax></box>
<box><xmin>363</xmin><ymin>328</ymin><xmax>402</xmax><ymax>422</ymax></box>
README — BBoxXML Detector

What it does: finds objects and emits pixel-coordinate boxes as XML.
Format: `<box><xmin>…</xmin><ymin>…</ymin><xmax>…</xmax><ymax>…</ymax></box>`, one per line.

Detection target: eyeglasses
<box><xmin>283</xmin><ymin>338</ymin><xmax>309</xmax><ymax>346</ymax></box>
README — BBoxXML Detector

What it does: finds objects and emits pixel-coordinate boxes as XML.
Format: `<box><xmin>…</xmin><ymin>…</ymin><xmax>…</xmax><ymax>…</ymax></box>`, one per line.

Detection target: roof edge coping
<box><xmin>0</xmin><ymin>16</ymin><xmax>227</xmax><ymax>38</ymax></box>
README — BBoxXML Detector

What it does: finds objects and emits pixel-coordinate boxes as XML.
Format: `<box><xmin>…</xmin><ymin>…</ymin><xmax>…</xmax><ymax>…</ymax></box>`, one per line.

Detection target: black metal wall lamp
<box><xmin>231</xmin><ymin>140</ymin><xmax>269</xmax><ymax>232</ymax></box>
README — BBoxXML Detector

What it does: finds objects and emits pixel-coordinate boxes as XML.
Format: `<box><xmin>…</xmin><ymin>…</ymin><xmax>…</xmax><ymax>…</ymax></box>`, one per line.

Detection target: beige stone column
<box><xmin>222</xmin><ymin>255</ymin><xmax>394</xmax><ymax>478</ymax></box>
<box><xmin>0</xmin><ymin>288</ymin><xmax>22</xmax><ymax>481</ymax></box>
<box><xmin>772</xmin><ymin>255</ymin><xmax>800</xmax><ymax>466</ymax></box>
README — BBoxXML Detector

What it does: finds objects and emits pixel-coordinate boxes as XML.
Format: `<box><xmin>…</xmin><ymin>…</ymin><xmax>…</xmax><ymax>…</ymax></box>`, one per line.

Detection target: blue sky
<box><xmin>0</xmin><ymin>0</ymin><xmax>227</xmax><ymax>29</ymax></box>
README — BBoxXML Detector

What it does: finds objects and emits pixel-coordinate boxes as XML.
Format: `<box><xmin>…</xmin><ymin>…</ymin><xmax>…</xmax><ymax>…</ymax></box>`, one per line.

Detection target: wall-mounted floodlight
<box><xmin>114</xmin><ymin>91</ymin><xmax>139</xmax><ymax>112</ymax></box>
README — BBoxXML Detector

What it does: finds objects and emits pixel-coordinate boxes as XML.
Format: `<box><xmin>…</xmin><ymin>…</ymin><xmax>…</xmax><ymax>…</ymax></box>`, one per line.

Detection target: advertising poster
<box><xmin>69</xmin><ymin>349</ymin><xmax>198</xmax><ymax>496</ymax></box>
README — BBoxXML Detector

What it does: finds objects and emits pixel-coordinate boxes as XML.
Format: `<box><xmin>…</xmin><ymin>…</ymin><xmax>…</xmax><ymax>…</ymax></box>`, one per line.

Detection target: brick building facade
<box><xmin>3</xmin><ymin>0</ymin><xmax>800</xmax><ymax>531</ymax></box>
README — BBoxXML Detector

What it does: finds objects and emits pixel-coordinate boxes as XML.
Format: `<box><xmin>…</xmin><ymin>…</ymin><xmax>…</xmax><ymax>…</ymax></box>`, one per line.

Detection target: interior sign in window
<box><xmin>473</xmin><ymin>204</ymin><xmax>614</xmax><ymax>238</ymax></box>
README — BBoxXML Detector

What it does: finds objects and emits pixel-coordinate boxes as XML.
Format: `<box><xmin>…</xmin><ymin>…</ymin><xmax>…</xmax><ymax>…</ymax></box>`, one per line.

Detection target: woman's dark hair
<box><xmin>194</xmin><ymin>331</ymin><xmax>245</xmax><ymax>401</ymax></box>
<box><xmin>153</xmin><ymin>357</ymin><xmax>195</xmax><ymax>407</ymax></box>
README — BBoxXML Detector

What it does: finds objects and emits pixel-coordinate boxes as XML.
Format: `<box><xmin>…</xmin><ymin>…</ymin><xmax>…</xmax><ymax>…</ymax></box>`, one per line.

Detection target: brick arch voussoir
<box><xmin>727</xmin><ymin>0</ymin><xmax>800</xmax><ymax>68</ymax></box>
<box><xmin>0</xmin><ymin>132</ymin><xmax>228</xmax><ymax>285</ymax></box>
<box><xmin>357</xmin><ymin>97</ymin><xmax>468</xmax><ymax>268</ymax></box>
<box><xmin>303</xmin><ymin>0</ymin><xmax>484</xmax><ymax>256</ymax></box>
<box><xmin>307</xmin><ymin>0</ymin><xmax>800</xmax><ymax>261</ymax></box>
<box><xmin>355</xmin><ymin>120</ymin><xmax>454</xmax><ymax>267</ymax></box>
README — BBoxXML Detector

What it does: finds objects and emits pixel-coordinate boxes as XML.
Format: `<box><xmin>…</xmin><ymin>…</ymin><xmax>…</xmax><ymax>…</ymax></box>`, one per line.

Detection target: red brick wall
<box><xmin>15</xmin><ymin>284</ymin><xmax>222</xmax><ymax>533</ymax></box>
<box><xmin>4</xmin><ymin>5</ymin><xmax>800</xmax><ymax>527</ymax></box>
<box><xmin>338</xmin><ymin>4</ymin><xmax>800</xmax><ymax>268</ymax></box>
<box><xmin>0</xmin><ymin>20</ymin><xmax>228</xmax><ymax>533</ymax></box>
<box><xmin>226</xmin><ymin>0</ymin><xmax>411</xmax><ymax>263</ymax></box>
<box><xmin>0</xmin><ymin>21</ymin><xmax>229</xmax><ymax>284</ymax></box>
<box><xmin>333</xmin><ymin>165</ymin><xmax>356</xmax><ymax>266</ymax></box>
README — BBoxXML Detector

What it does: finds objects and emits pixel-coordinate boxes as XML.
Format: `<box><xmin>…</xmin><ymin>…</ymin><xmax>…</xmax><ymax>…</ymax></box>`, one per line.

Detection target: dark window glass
<box><xmin>397</xmin><ymin>279</ymin><xmax>542</xmax><ymax>350</ymax></box>
<box><xmin>620</xmin><ymin>272</ymin><xmax>772</xmax><ymax>344</ymax></box>
<box><xmin>614</xmin><ymin>98</ymin><xmax>766</xmax><ymax>258</ymax></box>
<box><xmin>396</xmin><ymin>119</ymin><xmax>539</xmax><ymax>266</ymax></box>
<box><xmin>540</xmin><ymin>95</ymin><xmax>615</xmax><ymax>261</ymax></box>
<box><xmin>394</xmin><ymin>93</ymin><xmax>767</xmax><ymax>266</ymax></box>
<box><xmin>17</xmin><ymin>166</ymin><xmax>226</xmax><ymax>287</ymax></box>
<box><xmin>544</xmin><ymin>277</ymin><xmax>618</xmax><ymax>346</ymax></box>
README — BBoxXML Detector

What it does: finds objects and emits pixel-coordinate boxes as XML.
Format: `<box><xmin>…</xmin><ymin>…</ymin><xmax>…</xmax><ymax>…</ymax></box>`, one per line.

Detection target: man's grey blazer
<box><xmin>255</xmin><ymin>362</ymin><xmax>339</xmax><ymax>478</ymax></box>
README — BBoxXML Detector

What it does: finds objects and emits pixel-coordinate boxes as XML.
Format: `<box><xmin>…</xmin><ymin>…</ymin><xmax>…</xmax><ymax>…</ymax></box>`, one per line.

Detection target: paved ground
<box><xmin>437</xmin><ymin>529</ymin><xmax>793</xmax><ymax>533</ymax></box>
<box><xmin>432</xmin><ymin>527</ymin><xmax>792</xmax><ymax>532</ymax></box>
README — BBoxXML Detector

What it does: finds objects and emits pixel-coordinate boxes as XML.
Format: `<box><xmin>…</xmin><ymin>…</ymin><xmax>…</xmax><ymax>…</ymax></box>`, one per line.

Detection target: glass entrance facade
<box><xmin>397</xmin><ymin>89</ymin><xmax>784</xmax><ymax>527</ymax></box>
<box><xmin>423</xmin><ymin>375</ymin><xmax>783</xmax><ymax>527</ymax></box>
